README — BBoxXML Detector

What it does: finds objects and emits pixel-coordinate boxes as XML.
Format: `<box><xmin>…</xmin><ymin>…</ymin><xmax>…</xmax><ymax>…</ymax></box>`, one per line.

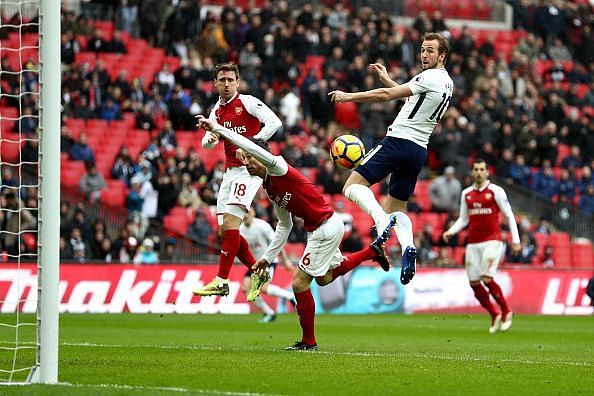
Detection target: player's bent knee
<box><xmin>291</xmin><ymin>274</ymin><xmax>311</xmax><ymax>293</ymax></box>
<box><xmin>314</xmin><ymin>278</ymin><xmax>330</xmax><ymax>286</ymax></box>
<box><xmin>314</xmin><ymin>273</ymin><xmax>333</xmax><ymax>286</ymax></box>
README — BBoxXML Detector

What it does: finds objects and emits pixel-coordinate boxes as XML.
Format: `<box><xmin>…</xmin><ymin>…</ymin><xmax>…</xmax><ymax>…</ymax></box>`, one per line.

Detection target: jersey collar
<box><xmin>219</xmin><ymin>92</ymin><xmax>238</xmax><ymax>106</ymax></box>
<box><xmin>474</xmin><ymin>180</ymin><xmax>491</xmax><ymax>192</ymax></box>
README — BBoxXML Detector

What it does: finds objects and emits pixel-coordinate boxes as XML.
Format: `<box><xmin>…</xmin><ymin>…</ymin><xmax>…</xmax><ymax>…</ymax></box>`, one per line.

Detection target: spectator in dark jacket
<box><xmin>578</xmin><ymin>184</ymin><xmax>594</xmax><ymax>214</ymax></box>
<box><xmin>509</xmin><ymin>154</ymin><xmax>532</xmax><ymax>188</ymax></box>
<box><xmin>533</xmin><ymin>162</ymin><xmax>558</xmax><ymax>199</ymax></box>
<box><xmin>87</xmin><ymin>28</ymin><xmax>108</xmax><ymax>52</ymax></box>
<box><xmin>108</xmin><ymin>30</ymin><xmax>127</xmax><ymax>53</ymax></box>
<box><xmin>187</xmin><ymin>210</ymin><xmax>213</xmax><ymax>242</ymax></box>
<box><xmin>70</xmin><ymin>132</ymin><xmax>96</xmax><ymax>163</ymax></box>
<box><xmin>135</xmin><ymin>104</ymin><xmax>157</xmax><ymax>131</ymax></box>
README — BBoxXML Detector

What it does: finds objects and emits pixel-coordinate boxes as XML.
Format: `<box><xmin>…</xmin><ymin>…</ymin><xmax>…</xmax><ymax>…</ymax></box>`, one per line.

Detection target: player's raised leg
<box><xmin>329</xmin><ymin>244</ymin><xmax>390</xmax><ymax>279</ymax></box>
<box><xmin>342</xmin><ymin>137</ymin><xmax>423</xmax><ymax>284</ymax></box>
<box><xmin>343</xmin><ymin>173</ymin><xmax>392</xmax><ymax>241</ymax></box>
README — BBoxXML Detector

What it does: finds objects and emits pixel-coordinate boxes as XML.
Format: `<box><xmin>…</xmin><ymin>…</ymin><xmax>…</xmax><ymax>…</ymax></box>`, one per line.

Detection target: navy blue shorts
<box><xmin>355</xmin><ymin>136</ymin><xmax>427</xmax><ymax>201</ymax></box>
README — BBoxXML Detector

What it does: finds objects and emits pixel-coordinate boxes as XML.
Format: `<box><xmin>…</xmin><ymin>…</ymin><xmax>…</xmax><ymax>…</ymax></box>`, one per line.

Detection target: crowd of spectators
<box><xmin>2</xmin><ymin>1</ymin><xmax>594</xmax><ymax>265</ymax></box>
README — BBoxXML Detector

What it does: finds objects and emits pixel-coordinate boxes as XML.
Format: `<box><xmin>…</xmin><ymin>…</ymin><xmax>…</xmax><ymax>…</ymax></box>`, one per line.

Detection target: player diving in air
<box><xmin>328</xmin><ymin>32</ymin><xmax>454</xmax><ymax>286</ymax></box>
<box><xmin>196</xmin><ymin>114</ymin><xmax>390</xmax><ymax>351</ymax></box>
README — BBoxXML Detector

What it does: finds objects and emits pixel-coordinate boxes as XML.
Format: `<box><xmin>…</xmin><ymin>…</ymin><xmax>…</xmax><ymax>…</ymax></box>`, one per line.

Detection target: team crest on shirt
<box><xmin>235</xmin><ymin>106</ymin><xmax>243</xmax><ymax>115</ymax></box>
<box><xmin>485</xmin><ymin>192</ymin><xmax>492</xmax><ymax>200</ymax></box>
<box><xmin>414</xmin><ymin>75</ymin><xmax>423</xmax><ymax>84</ymax></box>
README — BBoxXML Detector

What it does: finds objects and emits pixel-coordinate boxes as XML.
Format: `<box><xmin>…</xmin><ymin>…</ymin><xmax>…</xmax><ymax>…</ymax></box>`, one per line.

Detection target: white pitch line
<box><xmin>56</xmin><ymin>382</ymin><xmax>281</xmax><ymax>395</ymax></box>
<box><xmin>0</xmin><ymin>381</ymin><xmax>282</xmax><ymax>395</ymax></box>
<box><xmin>58</xmin><ymin>341</ymin><xmax>594</xmax><ymax>368</ymax></box>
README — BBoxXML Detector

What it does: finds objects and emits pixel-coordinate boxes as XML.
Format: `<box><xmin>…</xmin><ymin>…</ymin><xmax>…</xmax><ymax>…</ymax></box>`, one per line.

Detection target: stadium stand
<box><xmin>1</xmin><ymin>1</ymin><xmax>593</xmax><ymax>268</ymax></box>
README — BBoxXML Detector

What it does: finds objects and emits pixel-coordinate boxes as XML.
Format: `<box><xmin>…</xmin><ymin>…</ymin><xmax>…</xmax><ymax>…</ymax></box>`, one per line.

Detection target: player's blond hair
<box><xmin>214</xmin><ymin>62</ymin><xmax>240</xmax><ymax>80</ymax></box>
<box><xmin>422</xmin><ymin>32</ymin><xmax>450</xmax><ymax>61</ymax></box>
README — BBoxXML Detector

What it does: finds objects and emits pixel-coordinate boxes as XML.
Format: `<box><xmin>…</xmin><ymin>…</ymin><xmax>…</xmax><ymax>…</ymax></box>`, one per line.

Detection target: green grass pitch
<box><xmin>1</xmin><ymin>313</ymin><xmax>593</xmax><ymax>395</ymax></box>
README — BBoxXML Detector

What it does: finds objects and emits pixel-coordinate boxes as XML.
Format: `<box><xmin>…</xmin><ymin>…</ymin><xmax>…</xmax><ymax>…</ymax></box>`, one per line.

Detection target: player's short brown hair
<box><xmin>472</xmin><ymin>158</ymin><xmax>488</xmax><ymax>168</ymax></box>
<box><xmin>214</xmin><ymin>62</ymin><xmax>239</xmax><ymax>80</ymax></box>
<box><xmin>422</xmin><ymin>32</ymin><xmax>450</xmax><ymax>60</ymax></box>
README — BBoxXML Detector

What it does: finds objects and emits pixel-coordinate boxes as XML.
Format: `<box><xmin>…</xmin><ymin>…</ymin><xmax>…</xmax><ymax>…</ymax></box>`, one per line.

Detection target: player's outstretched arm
<box><xmin>258</xmin><ymin>204</ymin><xmax>293</xmax><ymax>270</ymax></box>
<box><xmin>369</xmin><ymin>63</ymin><xmax>398</xmax><ymax>88</ymax></box>
<box><xmin>197</xmin><ymin>115</ymin><xmax>277</xmax><ymax>167</ymax></box>
<box><xmin>328</xmin><ymin>84</ymin><xmax>412</xmax><ymax>104</ymax></box>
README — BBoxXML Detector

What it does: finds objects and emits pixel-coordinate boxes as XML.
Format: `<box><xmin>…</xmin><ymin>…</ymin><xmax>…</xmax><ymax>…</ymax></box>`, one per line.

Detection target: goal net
<box><xmin>0</xmin><ymin>0</ymin><xmax>59</xmax><ymax>384</ymax></box>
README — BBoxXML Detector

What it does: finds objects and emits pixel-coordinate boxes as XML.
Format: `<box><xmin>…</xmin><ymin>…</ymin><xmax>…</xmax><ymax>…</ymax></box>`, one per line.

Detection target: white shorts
<box><xmin>465</xmin><ymin>240</ymin><xmax>504</xmax><ymax>281</ymax></box>
<box><xmin>216</xmin><ymin>167</ymin><xmax>263</xmax><ymax>225</ymax></box>
<box><xmin>298</xmin><ymin>213</ymin><xmax>345</xmax><ymax>277</ymax></box>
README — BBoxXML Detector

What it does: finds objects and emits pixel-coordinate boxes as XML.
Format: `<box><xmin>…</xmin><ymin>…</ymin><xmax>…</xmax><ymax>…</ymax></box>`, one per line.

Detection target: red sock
<box><xmin>331</xmin><ymin>246</ymin><xmax>375</xmax><ymax>280</ymax></box>
<box><xmin>216</xmin><ymin>229</ymin><xmax>240</xmax><ymax>279</ymax></box>
<box><xmin>471</xmin><ymin>283</ymin><xmax>500</xmax><ymax>318</ymax></box>
<box><xmin>485</xmin><ymin>280</ymin><xmax>511</xmax><ymax>314</ymax></box>
<box><xmin>236</xmin><ymin>235</ymin><xmax>255</xmax><ymax>269</ymax></box>
<box><xmin>295</xmin><ymin>289</ymin><xmax>316</xmax><ymax>345</ymax></box>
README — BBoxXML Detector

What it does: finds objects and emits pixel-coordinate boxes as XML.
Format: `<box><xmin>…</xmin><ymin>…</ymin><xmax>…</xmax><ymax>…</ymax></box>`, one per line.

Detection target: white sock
<box><xmin>266</xmin><ymin>284</ymin><xmax>295</xmax><ymax>300</ymax></box>
<box><xmin>393</xmin><ymin>211</ymin><xmax>414</xmax><ymax>253</ymax></box>
<box><xmin>214</xmin><ymin>276</ymin><xmax>228</xmax><ymax>283</ymax></box>
<box><xmin>253</xmin><ymin>297</ymin><xmax>274</xmax><ymax>315</ymax></box>
<box><xmin>344</xmin><ymin>184</ymin><xmax>387</xmax><ymax>226</ymax></box>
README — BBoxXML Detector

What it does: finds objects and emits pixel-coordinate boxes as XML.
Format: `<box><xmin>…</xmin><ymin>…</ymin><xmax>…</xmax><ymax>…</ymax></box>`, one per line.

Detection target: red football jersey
<box><xmin>462</xmin><ymin>182</ymin><xmax>506</xmax><ymax>243</ymax></box>
<box><xmin>210</xmin><ymin>94</ymin><xmax>265</xmax><ymax>168</ymax></box>
<box><xmin>263</xmin><ymin>165</ymin><xmax>334</xmax><ymax>232</ymax></box>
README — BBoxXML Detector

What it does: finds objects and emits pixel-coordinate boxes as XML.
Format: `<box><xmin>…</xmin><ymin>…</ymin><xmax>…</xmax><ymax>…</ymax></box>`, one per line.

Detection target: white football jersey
<box><xmin>387</xmin><ymin>68</ymin><xmax>454</xmax><ymax>149</ymax></box>
<box><xmin>239</xmin><ymin>217</ymin><xmax>275</xmax><ymax>259</ymax></box>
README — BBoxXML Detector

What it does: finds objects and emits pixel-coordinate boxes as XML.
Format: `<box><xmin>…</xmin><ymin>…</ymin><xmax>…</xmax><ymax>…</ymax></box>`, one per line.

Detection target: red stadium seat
<box><xmin>334</xmin><ymin>102</ymin><xmax>361</xmax><ymax>130</ymax></box>
<box><xmin>352</xmin><ymin>210</ymin><xmax>375</xmax><ymax>237</ymax></box>
<box><xmin>570</xmin><ymin>241</ymin><xmax>594</xmax><ymax>270</ymax></box>
<box><xmin>75</xmin><ymin>51</ymin><xmax>97</xmax><ymax>67</ymax></box>
<box><xmin>163</xmin><ymin>214</ymin><xmax>191</xmax><ymax>235</ymax></box>
<box><xmin>1</xmin><ymin>117</ymin><xmax>16</xmax><ymax>135</ymax></box>
<box><xmin>61</xmin><ymin>160</ymin><xmax>86</xmax><ymax>187</ymax></box>
<box><xmin>61</xmin><ymin>168</ymin><xmax>82</xmax><ymax>188</ymax></box>
<box><xmin>0</xmin><ymin>138</ymin><xmax>23</xmax><ymax>164</ymax></box>
<box><xmin>126</xmin><ymin>130</ymin><xmax>151</xmax><ymax>148</ymax></box>
<box><xmin>549</xmin><ymin>232</ymin><xmax>571</xmax><ymax>269</ymax></box>
<box><xmin>534</xmin><ymin>60</ymin><xmax>552</xmax><ymax>77</ymax></box>
<box><xmin>453</xmin><ymin>247</ymin><xmax>466</xmax><ymax>265</ymax></box>
<box><xmin>101</xmin><ymin>187</ymin><xmax>126</xmax><ymax>207</ymax></box>
<box><xmin>65</xmin><ymin>118</ymin><xmax>86</xmax><ymax>132</ymax></box>
<box><xmin>496</xmin><ymin>31</ymin><xmax>515</xmax><ymax>43</ymax></box>
<box><xmin>556</xmin><ymin>144</ymin><xmax>571</xmax><ymax>166</ymax></box>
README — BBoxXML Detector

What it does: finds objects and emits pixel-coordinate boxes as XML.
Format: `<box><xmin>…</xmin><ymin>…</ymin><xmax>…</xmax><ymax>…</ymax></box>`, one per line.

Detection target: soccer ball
<box><xmin>330</xmin><ymin>135</ymin><xmax>366</xmax><ymax>169</ymax></box>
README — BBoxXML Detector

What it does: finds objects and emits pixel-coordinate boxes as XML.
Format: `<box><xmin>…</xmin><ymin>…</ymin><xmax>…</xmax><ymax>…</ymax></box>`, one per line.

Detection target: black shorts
<box><xmin>355</xmin><ymin>136</ymin><xmax>427</xmax><ymax>201</ymax></box>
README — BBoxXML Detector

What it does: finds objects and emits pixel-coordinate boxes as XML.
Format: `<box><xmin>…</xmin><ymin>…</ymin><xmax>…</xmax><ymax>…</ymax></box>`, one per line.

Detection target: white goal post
<box><xmin>0</xmin><ymin>0</ymin><xmax>60</xmax><ymax>384</ymax></box>
<box><xmin>33</xmin><ymin>0</ymin><xmax>61</xmax><ymax>384</ymax></box>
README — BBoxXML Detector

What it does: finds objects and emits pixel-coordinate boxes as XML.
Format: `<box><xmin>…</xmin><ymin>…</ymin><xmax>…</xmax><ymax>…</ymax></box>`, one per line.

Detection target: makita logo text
<box><xmin>0</xmin><ymin>268</ymin><xmax>250</xmax><ymax>314</ymax></box>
